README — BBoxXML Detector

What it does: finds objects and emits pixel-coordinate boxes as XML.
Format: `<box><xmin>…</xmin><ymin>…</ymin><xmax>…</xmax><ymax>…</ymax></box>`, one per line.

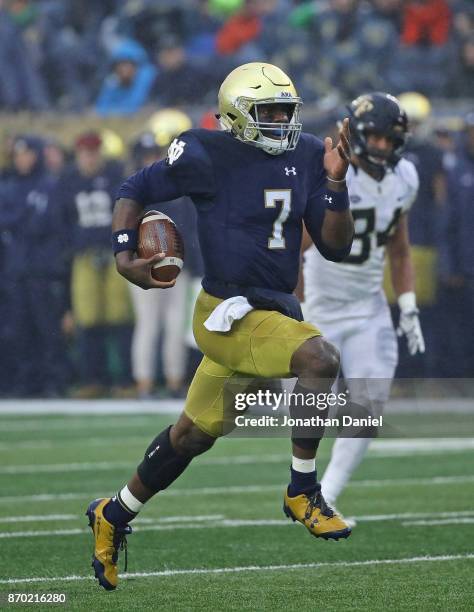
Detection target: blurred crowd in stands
<box><xmin>0</xmin><ymin>0</ymin><xmax>473</xmax><ymax>398</ymax></box>
<box><xmin>0</xmin><ymin>0</ymin><xmax>473</xmax><ymax>113</ymax></box>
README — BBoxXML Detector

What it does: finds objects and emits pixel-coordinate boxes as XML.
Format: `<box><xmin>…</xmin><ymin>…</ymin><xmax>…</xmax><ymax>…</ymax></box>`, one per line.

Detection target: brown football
<box><xmin>137</xmin><ymin>210</ymin><xmax>184</xmax><ymax>282</ymax></box>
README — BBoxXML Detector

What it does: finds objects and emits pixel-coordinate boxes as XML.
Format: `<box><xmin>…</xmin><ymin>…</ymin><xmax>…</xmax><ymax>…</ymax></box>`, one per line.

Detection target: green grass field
<box><xmin>0</xmin><ymin>409</ymin><xmax>473</xmax><ymax>611</ymax></box>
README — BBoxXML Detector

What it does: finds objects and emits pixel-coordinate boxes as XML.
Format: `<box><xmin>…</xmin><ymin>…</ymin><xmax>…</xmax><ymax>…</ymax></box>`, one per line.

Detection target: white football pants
<box><xmin>129</xmin><ymin>271</ymin><xmax>190</xmax><ymax>384</ymax></box>
<box><xmin>306</xmin><ymin>297</ymin><xmax>398</xmax><ymax>505</ymax></box>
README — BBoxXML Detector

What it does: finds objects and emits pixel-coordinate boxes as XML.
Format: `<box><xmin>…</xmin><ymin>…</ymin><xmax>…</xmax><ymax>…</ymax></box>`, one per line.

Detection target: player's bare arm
<box><xmin>387</xmin><ymin>213</ymin><xmax>425</xmax><ymax>355</ymax></box>
<box><xmin>321</xmin><ymin>118</ymin><xmax>354</xmax><ymax>250</ymax></box>
<box><xmin>112</xmin><ymin>197</ymin><xmax>176</xmax><ymax>290</ymax></box>
<box><xmin>386</xmin><ymin>214</ymin><xmax>415</xmax><ymax>296</ymax></box>
<box><xmin>295</xmin><ymin>224</ymin><xmax>315</xmax><ymax>302</ymax></box>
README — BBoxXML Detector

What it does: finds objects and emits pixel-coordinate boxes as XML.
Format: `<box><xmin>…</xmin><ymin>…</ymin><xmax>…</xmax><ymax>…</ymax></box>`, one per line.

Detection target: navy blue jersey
<box><xmin>56</xmin><ymin>160</ymin><xmax>125</xmax><ymax>255</ymax></box>
<box><xmin>0</xmin><ymin>169</ymin><xmax>65</xmax><ymax>279</ymax></box>
<box><xmin>118</xmin><ymin>129</ymin><xmax>335</xmax><ymax>293</ymax></box>
<box><xmin>439</xmin><ymin>147</ymin><xmax>474</xmax><ymax>279</ymax></box>
<box><xmin>404</xmin><ymin>141</ymin><xmax>444</xmax><ymax>247</ymax></box>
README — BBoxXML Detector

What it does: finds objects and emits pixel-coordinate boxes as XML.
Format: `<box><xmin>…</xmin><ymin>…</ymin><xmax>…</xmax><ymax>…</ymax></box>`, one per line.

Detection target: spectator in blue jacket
<box><xmin>0</xmin><ymin>135</ymin><xmax>69</xmax><ymax>396</ymax></box>
<box><xmin>95</xmin><ymin>39</ymin><xmax>156</xmax><ymax>116</ymax></box>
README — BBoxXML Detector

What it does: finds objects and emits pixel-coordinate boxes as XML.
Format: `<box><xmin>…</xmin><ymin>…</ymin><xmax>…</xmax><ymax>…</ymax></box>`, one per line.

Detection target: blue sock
<box><xmin>288</xmin><ymin>467</ymin><xmax>319</xmax><ymax>497</ymax></box>
<box><xmin>103</xmin><ymin>494</ymin><xmax>137</xmax><ymax>526</ymax></box>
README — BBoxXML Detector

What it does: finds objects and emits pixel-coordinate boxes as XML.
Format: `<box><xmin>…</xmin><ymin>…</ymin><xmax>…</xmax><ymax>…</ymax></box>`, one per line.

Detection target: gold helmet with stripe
<box><xmin>217</xmin><ymin>62</ymin><xmax>302</xmax><ymax>155</ymax></box>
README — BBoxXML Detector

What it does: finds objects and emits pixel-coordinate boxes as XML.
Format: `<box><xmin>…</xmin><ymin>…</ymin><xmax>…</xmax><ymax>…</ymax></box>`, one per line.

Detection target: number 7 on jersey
<box><xmin>265</xmin><ymin>189</ymin><xmax>292</xmax><ymax>249</ymax></box>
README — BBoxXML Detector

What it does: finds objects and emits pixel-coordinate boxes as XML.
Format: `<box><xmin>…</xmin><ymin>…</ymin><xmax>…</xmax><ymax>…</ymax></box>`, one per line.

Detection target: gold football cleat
<box><xmin>86</xmin><ymin>498</ymin><xmax>131</xmax><ymax>590</ymax></box>
<box><xmin>283</xmin><ymin>489</ymin><xmax>352</xmax><ymax>540</ymax></box>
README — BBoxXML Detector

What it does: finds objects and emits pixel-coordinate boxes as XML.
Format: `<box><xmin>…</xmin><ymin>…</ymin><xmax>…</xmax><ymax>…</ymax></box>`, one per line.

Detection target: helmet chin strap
<box><xmin>357</xmin><ymin>154</ymin><xmax>387</xmax><ymax>181</ymax></box>
<box><xmin>367</xmin><ymin>154</ymin><xmax>388</xmax><ymax>167</ymax></box>
<box><xmin>357</xmin><ymin>142</ymin><xmax>400</xmax><ymax>178</ymax></box>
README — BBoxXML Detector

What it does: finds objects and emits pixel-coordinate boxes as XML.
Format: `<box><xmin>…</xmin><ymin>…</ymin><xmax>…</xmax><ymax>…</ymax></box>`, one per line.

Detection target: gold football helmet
<box><xmin>217</xmin><ymin>62</ymin><xmax>302</xmax><ymax>155</ymax></box>
<box><xmin>398</xmin><ymin>92</ymin><xmax>431</xmax><ymax>123</ymax></box>
<box><xmin>147</xmin><ymin>109</ymin><xmax>192</xmax><ymax>147</ymax></box>
<box><xmin>100</xmin><ymin>128</ymin><xmax>125</xmax><ymax>159</ymax></box>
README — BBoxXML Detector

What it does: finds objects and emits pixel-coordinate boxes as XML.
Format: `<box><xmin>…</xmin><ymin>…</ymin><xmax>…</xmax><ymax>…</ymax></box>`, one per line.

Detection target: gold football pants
<box><xmin>184</xmin><ymin>290</ymin><xmax>321</xmax><ymax>437</ymax></box>
<box><xmin>71</xmin><ymin>250</ymin><xmax>132</xmax><ymax>328</ymax></box>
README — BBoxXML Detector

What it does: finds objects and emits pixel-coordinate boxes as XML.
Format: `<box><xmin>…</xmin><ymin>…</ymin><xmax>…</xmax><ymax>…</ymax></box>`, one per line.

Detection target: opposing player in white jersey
<box><xmin>302</xmin><ymin>92</ymin><xmax>425</xmax><ymax>518</ymax></box>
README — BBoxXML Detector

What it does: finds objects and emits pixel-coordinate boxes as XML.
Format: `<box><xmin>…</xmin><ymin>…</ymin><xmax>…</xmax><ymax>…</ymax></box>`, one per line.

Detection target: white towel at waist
<box><xmin>204</xmin><ymin>296</ymin><xmax>254</xmax><ymax>332</ymax></box>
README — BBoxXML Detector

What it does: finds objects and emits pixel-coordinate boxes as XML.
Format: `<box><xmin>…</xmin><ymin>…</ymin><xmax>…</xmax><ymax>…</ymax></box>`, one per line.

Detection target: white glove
<box><xmin>396</xmin><ymin>292</ymin><xmax>425</xmax><ymax>355</ymax></box>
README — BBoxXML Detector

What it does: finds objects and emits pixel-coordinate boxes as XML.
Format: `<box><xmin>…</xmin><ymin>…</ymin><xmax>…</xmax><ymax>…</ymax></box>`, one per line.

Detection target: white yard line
<box><xmin>0</xmin><ymin>455</ymin><xmax>292</xmax><ymax>474</ymax></box>
<box><xmin>0</xmin><ymin>554</ymin><xmax>473</xmax><ymax>585</ymax></box>
<box><xmin>2</xmin><ymin>437</ymin><xmax>474</xmax><ymax>455</ymax></box>
<box><xmin>0</xmin><ymin>397</ymin><xmax>473</xmax><ymax>415</ymax></box>
<box><xmin>0</xmin><ymin>461</ymin><xmax>135</xmax><ymax>474</ymax></box>
<box><xmin>0</xmin><ymin>418</ymin><xmax>157</xmax><ymax>433</ymax></box>
<box><xmin>349</xmin><ymin>475</ymin><xmax>474</xmax><ymax>487</ymax></box>
<box><xmin>353</xmin><ymin>510</ymin><xmax>474</xmax><ymax>522</ymax></box>
<box><xmin>403</xmin><ymin>518</ymin><xmax>474</xmax><ymax>527</ymax></box>
<box><xmin>2</xmin><ymin>438</ymin><xmax>474</xmax><ymax>474</ymax></box>
<box><xmin>0</xmin><ymin>400</ymin><xmax>183</xmax><ymax>415</ymax></box>
<box><xmin>4</xmin><ymin>435</ymin><xmax>469</xmax><ymax>452</ymax></box>
<box><xmin>370</xmin><ymin>439</ymin><xmax>474</xmax><ymax>452</ymax></box>
<box><xmin>0</xmin><ymin>514</ymin><xmax>77</xmax><ymax>523</ymax></box>
<box><xmin>0</xmin><ymin>521</ymin><xmax>293</xmax><ymax>539</ymax></box>
<box><xmin>0</xmin><ymin>528</ymin><xmax>86</xmax><ymax>538</ymax></box>
<box><xmin>0</xmin><ymin>441</ymin><xmax>55</xmax><ymax>450</ymax></box>
<box><xmin>135</xmin><ymin>514</ymin><xmax>224</xmax><ymax>524</ymax></box>
<box><xmin>0</xmin><ymin>437</ymin><xmax>146</xmax><ymax>451</ymax></box>
<box><xmin>0</xmin><ymin>492</ymin><xmax>98</xmax><ymax>504</ymax></box>
<box><xmin>0</xmin><ymin>514</ymin><xmax>223</xmax><ymax>524</ymax></box>
<box><xmin>2</xmin><ymin>511</ymin><xmax>474</xmax><ymax>538</ymax></box>
<box><xmin>0</xmin><ymin>474</ymin><xmax>473</xmax><ymax>505</ymax></box>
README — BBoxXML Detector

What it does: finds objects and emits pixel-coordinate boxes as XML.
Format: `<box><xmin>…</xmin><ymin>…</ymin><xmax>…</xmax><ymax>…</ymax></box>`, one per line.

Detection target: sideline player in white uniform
<box><xmin>302</xmin><ymin>92</ymin><xmax>425</xmax><ymax>517</ymax></box>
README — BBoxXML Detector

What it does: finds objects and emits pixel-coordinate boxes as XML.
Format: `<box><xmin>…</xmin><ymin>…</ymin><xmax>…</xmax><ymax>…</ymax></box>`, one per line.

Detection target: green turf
<box><xmin>0</xmin><ymin>413</ymin><xmax>473</xmax><ymax>611</ymax></box>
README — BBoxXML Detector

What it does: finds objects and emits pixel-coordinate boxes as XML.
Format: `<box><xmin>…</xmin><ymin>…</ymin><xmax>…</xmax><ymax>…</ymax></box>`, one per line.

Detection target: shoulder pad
<box><xmin>396</xmin><ymin>158</ymin><xmax>419</xmax><ymax>192</ymax></box>
<box><xmin>395</xmin><ymin>158</ymin><xmax>419</xmax><ymax>211</ymax></box>
<box><xmin>165</xmin><ymin>130</ymin><xmax>215</xmax><ymax>197</ymax></box>
<box><xmin>298</xmin><ymin>132</ymin><xmax>325</xmax><ymax>153</ymax></box>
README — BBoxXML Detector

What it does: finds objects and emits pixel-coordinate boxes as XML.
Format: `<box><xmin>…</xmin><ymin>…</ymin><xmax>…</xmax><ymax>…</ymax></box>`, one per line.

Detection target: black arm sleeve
<box><xmin>304</xmin><ymin>193</ymin><xmax>352</xmax><ymax>262</ymax></box>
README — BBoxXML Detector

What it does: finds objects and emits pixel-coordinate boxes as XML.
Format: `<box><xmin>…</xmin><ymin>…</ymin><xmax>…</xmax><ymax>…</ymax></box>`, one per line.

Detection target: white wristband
<box><xmin>398</xmin><ymin>291</ymin><xmax>417</xmax><ymax>313</ymax></box>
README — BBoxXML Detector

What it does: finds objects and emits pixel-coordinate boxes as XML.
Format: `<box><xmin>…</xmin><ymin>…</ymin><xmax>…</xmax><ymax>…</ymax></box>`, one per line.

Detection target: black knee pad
<box><xmin>289</xmin><ymin>383</ymin><xmax>328</xmax><ymax>445</ymax></box>
<box><xmin>137</xmin><ymin>425</ymin><xmax>192</xmax><ymax>493</ymax></box>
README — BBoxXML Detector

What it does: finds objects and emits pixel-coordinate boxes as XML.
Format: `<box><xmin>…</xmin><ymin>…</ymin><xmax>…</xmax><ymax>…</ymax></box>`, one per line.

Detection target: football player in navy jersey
<box><xmin>86</xmin><ymin>63</ymin><xmax>354</xmax><ymax>591</ymax></box>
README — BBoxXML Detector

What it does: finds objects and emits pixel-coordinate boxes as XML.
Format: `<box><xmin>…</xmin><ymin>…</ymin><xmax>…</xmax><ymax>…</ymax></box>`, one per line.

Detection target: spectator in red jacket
<box><xmin>402</xmin><ymin>0</ymin><xmax>451</xmax><ymax>46</ymax></box>
<box><xmin>216</xmin><ymin>0</ymin><xmax>278</xmax><ymax>56</ymax></box>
